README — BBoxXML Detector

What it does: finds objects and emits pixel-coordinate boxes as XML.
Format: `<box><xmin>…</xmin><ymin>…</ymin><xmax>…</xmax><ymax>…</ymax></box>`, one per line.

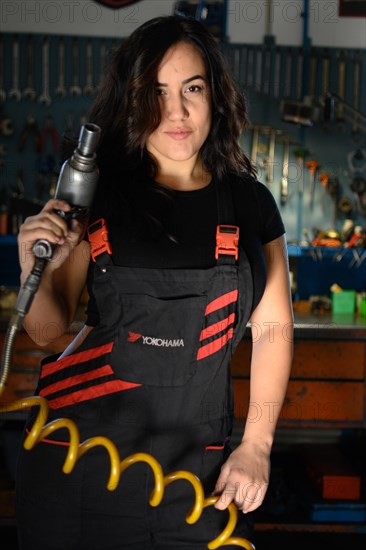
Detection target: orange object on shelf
<box><xmin>304</xmin><ymin>445</ymin><xmax>361</xmax><ymax>501</ymax></box>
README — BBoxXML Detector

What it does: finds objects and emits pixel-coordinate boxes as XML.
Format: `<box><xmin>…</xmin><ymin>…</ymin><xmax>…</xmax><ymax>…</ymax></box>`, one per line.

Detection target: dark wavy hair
<box><xmin>89</xmin><ymin>15</ymin><xmax>254</xmax><ymax>182</ymax></box>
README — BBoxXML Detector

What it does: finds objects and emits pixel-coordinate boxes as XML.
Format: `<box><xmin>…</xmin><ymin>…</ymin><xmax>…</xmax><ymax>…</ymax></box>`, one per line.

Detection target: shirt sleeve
<box><xmin>256</xmin><ymin>181</ymin><xmax>286</xmax><ymax>244</ymax></box>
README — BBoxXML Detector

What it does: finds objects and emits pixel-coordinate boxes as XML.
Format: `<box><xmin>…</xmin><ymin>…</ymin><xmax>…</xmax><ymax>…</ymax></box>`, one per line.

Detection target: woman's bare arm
<box><xmin>18</xmin><ymin>199</ymin><xmax>91</xmax><ymax>346</ymax></box>
<box><xmin>215</xmin><ymin>234</ymin><xmax>294</xmax><ymax>513</ymax></box>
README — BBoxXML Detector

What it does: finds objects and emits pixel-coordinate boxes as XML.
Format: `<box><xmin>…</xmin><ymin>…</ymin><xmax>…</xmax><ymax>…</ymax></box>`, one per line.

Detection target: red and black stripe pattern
<box><xmin>39</xmin><ymin>342</ymin><xmax>141</xmax><ymax>410</ymax></box>
<box><xmin>197</xmin><ymin>289</ymin><xmax>238</xmax><ymax>361</ymax></box>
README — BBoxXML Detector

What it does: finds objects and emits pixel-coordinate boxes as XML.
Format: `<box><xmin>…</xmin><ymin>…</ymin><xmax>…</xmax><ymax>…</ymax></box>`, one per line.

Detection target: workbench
<box><xmin>232</xmin><ymin>312</ymin><xmax>366</xmax><ymax>533</ymax></box>
<box><xmin>0</xmin><ymin>310</ymin><xmax>365</xmax><ymax>533</ymax></box>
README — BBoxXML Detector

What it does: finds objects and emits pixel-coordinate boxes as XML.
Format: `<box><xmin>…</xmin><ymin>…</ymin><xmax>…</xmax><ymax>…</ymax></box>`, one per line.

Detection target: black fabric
<box><xmin>16</xmin><ymin>173</ymin><xmax>270</xmax><ymax>550</ymax></box>
<box><xmin>16</xmin><ymin>436</ymin><xmax>253</xmax><ymax>550</ymax></box>
<box><xmin>17</xmin><ymin>207</ymin><xmax>255</xmax><ymax>549</ymax></box>
<box><xmin>85</xmin><ymin>173</ymin><xmax>285</xmax><ymax>326</ymax></box>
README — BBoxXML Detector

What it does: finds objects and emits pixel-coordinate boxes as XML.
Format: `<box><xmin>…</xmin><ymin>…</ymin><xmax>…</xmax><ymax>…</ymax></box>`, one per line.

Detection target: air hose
<box><xmin>0</xmin><ymin>257</ymin><xmax>48</xmax><ymax>390</ymax></box>
<box><xmin>0</xmin><ymin>393</ymin><xmax>255</xmax><ymax>549</ymax></box>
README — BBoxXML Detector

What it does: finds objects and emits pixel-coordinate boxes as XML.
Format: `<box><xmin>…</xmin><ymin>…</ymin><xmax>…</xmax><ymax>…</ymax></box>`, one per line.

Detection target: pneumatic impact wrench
<box><xmin>0</xmin><ymin>123</ymin><xmax>101</xmax><ymax>389</ymax></box>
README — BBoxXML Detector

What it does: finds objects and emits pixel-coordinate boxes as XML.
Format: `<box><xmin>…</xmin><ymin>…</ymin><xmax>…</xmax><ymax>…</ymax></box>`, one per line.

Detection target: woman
<box><xmin>16</xmin><ymin>15</ymin><xmax>293</xmax><ymax>550</ymax></box>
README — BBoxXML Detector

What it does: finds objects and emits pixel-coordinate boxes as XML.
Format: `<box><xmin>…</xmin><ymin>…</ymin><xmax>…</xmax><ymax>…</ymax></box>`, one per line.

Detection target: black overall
<box><xmin>16</xmin><ymin>184</ymin><xmax>254</xmax><ymax>550</ymax></box>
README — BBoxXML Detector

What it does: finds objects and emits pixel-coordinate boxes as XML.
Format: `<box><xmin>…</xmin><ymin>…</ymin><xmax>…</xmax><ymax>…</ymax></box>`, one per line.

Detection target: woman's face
<box><xmin>146</xmin><ymin>42</ymin><xmax>212</xmax><ymax>167</ymax></box>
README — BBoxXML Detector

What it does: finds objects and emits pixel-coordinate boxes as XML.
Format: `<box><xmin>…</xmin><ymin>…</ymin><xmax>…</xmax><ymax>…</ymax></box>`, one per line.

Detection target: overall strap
<box><xmin>216</xmin><ymin>177</ymin><xmax>236</xmax><ymax>226</ymax></box>
<box><xmin>215</xmin><ymin>177</ymin><xmax>239</xmax><ymax>265</ymax></box>
<box><xmin>87</xmin><ymin>218</ymin><xmax>113</xmax><ymax>267</ymax></box>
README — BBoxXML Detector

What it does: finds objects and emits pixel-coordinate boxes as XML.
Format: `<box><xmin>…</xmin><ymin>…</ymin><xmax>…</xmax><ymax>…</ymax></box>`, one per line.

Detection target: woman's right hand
<box><xmin>18</xmin><ymin>199</ymin><xmax>87</xmax><ymax>276</ymax></box>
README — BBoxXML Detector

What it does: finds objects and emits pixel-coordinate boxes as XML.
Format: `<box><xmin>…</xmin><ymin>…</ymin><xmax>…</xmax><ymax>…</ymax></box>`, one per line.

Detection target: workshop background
<box><xmin>0</xmin><ymin>1</ymin><xmax>366</xmax><ymax>549</ymax></box>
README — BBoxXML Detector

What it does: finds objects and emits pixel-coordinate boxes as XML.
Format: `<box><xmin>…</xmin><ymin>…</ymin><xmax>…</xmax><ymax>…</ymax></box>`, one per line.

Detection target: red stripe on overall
<box><xmin>197</xmin><ymin>290</ymin><xmax>238</xmax><ymax>360</ymax></box>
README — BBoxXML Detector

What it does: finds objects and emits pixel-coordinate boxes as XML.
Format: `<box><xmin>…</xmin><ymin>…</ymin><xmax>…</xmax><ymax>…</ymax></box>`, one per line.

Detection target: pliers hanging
<box><xmin>39</xmin><ymin>115</ymin><xmax>59</xmax><ymax>155</ymax></box>
<box><xmin>18</xmin><ymin>114</ymin><xmax>41</xmax><ymax>153</ymax></box>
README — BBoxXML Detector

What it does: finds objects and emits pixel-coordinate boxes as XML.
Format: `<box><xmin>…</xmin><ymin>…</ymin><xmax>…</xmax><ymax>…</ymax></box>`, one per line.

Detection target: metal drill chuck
<box><xmin>77</xmin><ymin>123</ymin><xmax>101</xmax><ymax>157</ymax></box>
<box><xmin>54</xmin><ymin>123</ymin><xmax>101</xmax><ymax>209</ymax></box>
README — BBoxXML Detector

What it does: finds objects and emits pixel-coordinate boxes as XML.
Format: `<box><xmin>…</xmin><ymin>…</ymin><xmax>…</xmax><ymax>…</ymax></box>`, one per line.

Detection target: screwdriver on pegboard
<box><xmin>306</xmin><ymin>160</ymin><xmax>320</xmax><ymax>209</ymax></box>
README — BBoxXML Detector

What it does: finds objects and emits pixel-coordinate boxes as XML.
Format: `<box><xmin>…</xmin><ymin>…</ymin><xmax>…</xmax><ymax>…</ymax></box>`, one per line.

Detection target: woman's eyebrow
<box><xmin>155</xmin><ymin>74</ymin><xmax>207</xmax><ymax>87</ymax></box>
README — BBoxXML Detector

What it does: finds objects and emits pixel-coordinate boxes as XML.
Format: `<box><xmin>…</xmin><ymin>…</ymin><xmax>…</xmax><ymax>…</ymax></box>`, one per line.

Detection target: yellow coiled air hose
<box><xmin>0</xmin><ymin>392</ymin><xmax>255</xmax><ymax>549</ymax></box>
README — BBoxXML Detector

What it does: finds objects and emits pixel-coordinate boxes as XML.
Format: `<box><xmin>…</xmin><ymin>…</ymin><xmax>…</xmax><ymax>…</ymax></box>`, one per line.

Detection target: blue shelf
<box><xmin>0</xmin><ymin>235</ymin><xmax>17</xmax><ymax>245</ymax></box>
<box><xmin>288</xmin><ymin>245</ymin><xmax>366</xmax><ymax>260</ymax></box>
<box><xmin>288</xmin><ymin>246</ymin><xmax>366</xmax><ymax>300</ymax></box>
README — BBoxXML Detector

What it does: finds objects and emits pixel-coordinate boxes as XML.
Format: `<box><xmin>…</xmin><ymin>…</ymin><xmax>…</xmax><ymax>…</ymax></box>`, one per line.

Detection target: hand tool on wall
<box><xmin>83</xmin><ymin>39</ymin><xmax>95</xmax><ymax>96</ymax></box>
<box><xmin>360</xmin><ymin>192</ymin><xmax>366</xmax><ymax>216</ymax></box>
<box><xmin>262</xmin><ymin>41</ymin><xmax>276</xmax><ymax>97</ymax></box>
<box><xmin>307</xmin><ymin>49</ymin><xmax>317</xmax><ymax>100</ymax></box>
<box><xmin>306</xmin><ymin>160</ymin><xmax>320</xmax><ymax>209</ymax></box>
<box><xmin>338</xmin><ymin>196</ymin><xmax>353</xmax><ymax>216</ymax></box>
<box><xmin>60</xmin><ymin>111</ymin><xmax>79</xmax><ymax>162</ymax></box>
<box><xmin>0</xmin><ymin>36</ymin><xmax>6</xmax><ymax>103</ymax></box>
<box><xmin>267</xmin><ymin>127</ymin><xmax>276</xmax><ymax>184</ymax></box>
<box><xmin>295</xmin><ymin>47</ymin><xmax>303</xmax><ymax>100</ymax></box>
<box><xmin>97</xmin><ymin>39</ymin><xmax>107</xmax><ymax>92</ymax></box>
<box><xmin>10</xmin><ymin>168</ymin><xmax>25</xmax><ymax>234</ymax></box>
<box><xmin>281</xmin><ymin>99</ymin><xmax>315</xmax><ymax>127</ymax></box>
<box><xmin>255</xmin><ymin>127</ymin><xmax>272</xmax><ymax>181</ymax></box>
<box><xmin>327</xmin><ymin>176</ymin><xmax>340</xmax><ymax>225</ymax></box>
<box><xmin>281</xmin><ymin>45</ymin><xmax>319</xmax><ymax>126</ymax></box>
<box><xmin>55</xmin><ymin>38</ymin><xmax>67</xmax><ymax>99</ymax></box>
<box><xmin>260</xmin><ymin>126</ymin><xmax>276</xmax><ymax>184</ymax></box>
<box><xmin>18</xmin><ymin>114</ymin><xmax>40</xmax><ymax>153</ymax></box>
<box><xmin>70</xmin><ymin>38</ymin><xmax>82</xmax><ymax>97</ymax></box>
<box><xmin>284</xmin><ymin>47</ymin><xmax>292</xmax><ymax>99</ymax></box>
<box><xmin>8</xmin><ymin>35</ymin><xmax>21</xmax><ymax>102</ymax></box>
<box><xmin>253</xmin><ymin>46</ymin><xmax>262</xmax><ymax>95</ymax></box>
<box><xmin>293</xmin><ymin>147</ymin><xmax>309</xmax><ymax>243</ymax></box>
<box><xmin>339</xmin><ymin>219</ymin><xmax>354</xmax><ymax>243</ymax></box>
<box><xmin>336</xmin><ymin>51</ymin><xmax>346</xmax><ymax>131</ymax></box>
<box><xmin>250</xmin><ymin>124</ymin><xmax>260</xmax><ymax>167</ymax></box>
<box><xmin>351</xmin><ymin>55</ymin><xmax>362</xmax><ymax>142</ymax></box>
<box><xmin>0</xmin><ymin>121</ymin><xmax>13</xmax><ymax>137</ymax></box>
<box><xmin>318</xmin><ymin>172</ymin><xmax>340</xmax><ymax>225</ymax></box>
<box><xmin>273</xmin><ymin>47</ymin><xmax>281</xmax><ymax>99</ymax></box>
<box><xmin>237</xmin><ymin>44</ymin><xmax>248</xmax><ymax>91</ymax></box>
<box><xmin>0</xmin><ymin>107</ymin><xmax>14</xmax><ymax>136</ymax></box>
<box><xmin>321</xmin><ymin>50</ymin><xmax>330</xmax><ymax>130</ymax></box>
<box><xmin>39</xmin><ymin>37</ymin><xmax>52</xmax><ymax>107</ymax></box>
<box><xmin>23</xmin><ymin>35</ymin><xmax>36</xmax><ymax>101</ymax></box>
<box><xmin>318</xmin><ymin>171</ymin><xmax>330</xmax><ymax>212</ymax></box>
<box><xmin>280</xmin><ymin>48</ymin><xmax>319</xmax><ymax>127</ymax></box>
<box><xmin>350</xmin><ymin>177</ymin><xmax>366</xmax><ymax>196</ymax></box>
<box><xmin>350</xmin><ymin>177</ymin><xmax>366</xmax><ymax>213</ymax></box>
<box><xmin>247</xmin><ymin>47</ymin><xmax>254</xmax><ymax>91</ymax></box>
<box><xmin>294</xmin><ymin>147</ymin><xmax>310</xmax><ymax>194</ymax></box>
<box><xmin>325</xmin><ymin>91</ymin><xmax>366</xmax><ymax>135</ymax></box>
<box><xmin>80</xmin><ymin>111</ymin><xmax>89</xmax><ymax>128</ymax></box>
<box><xmin>280</xmin><ymin>134</ymin><xmax>290</xmax><ymax>206</ymax></box>
<box><xmin>36</xmin><ymin>152</ymin><xmax>58</xmax><ymax>202</ymax></box>
<box><xmin>347</xmin><ymin>149</ymin><xmax>366</xmax><ymax>175</ymax></box>
<box><xmin>39</xmin><ymin>115</ymin><xmax>59</xmax><ymax>156</ymax></box>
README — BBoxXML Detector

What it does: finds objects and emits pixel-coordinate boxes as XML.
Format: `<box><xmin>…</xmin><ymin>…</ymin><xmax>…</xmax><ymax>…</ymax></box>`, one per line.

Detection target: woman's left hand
<box><xmin>213</xmin><ymin>439</ymin><xmax>271</xmax><ymax>514</ymax></box>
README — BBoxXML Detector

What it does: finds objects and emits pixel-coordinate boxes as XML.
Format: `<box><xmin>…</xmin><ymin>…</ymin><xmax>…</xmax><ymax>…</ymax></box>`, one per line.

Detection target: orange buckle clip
<box><xmin>215</xmin><ymin>225</ymin><xmax>239</xmax><ymax>261</ymax></box>
<box><xmin>88</xmin><ymin>218</ymin><xmax>112</xmax><ymax>262</ymax></box>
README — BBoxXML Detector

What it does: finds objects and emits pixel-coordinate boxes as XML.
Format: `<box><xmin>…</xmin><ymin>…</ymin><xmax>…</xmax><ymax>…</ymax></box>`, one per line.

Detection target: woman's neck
<box><xmin>154</xmin><ymin>158</ymin><xmax>212</xmax><ymax>191</ymax></box>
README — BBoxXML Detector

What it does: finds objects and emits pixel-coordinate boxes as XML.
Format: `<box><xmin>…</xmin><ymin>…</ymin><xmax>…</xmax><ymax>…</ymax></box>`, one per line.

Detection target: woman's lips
<box><xmin>164</xmin><ymin>130</ymin><xmax>193</xmax><ymax>140</ymax></box>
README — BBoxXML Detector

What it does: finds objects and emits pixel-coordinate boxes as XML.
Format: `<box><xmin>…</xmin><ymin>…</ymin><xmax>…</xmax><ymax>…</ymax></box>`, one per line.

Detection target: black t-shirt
<box><xmin>85</xmin><ymin>174</ymin><xmax>285</xmax><ymax>326</ymax></box>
